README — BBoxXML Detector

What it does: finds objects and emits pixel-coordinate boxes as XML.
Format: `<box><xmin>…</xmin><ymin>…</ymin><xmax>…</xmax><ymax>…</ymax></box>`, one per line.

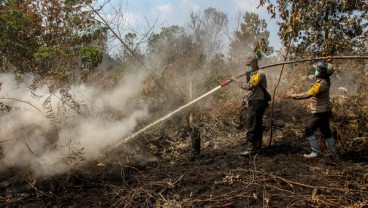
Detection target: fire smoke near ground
<box><xmin>0</xmin><ymin>72</ymin><xmax>149</xmax><ymax>177</ymax></box>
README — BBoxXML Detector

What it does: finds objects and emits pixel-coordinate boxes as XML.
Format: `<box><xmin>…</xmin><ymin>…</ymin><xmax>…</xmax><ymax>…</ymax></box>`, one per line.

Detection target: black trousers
<box><xmin>245</xmin><ymin>100</ymin><xmax>267</xmax><ymax>150</ymax></box>
<box><xmin>305</xmin><ymin>111</ymin><xmax>332</xmax><ymax>138</ymax></box>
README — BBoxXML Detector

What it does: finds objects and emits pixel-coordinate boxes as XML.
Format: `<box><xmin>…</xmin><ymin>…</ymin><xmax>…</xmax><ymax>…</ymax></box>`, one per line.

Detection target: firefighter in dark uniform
<box><xmin>283</xmin><ymin>62</ymin><xmax>338</xmax><ymax>158</ymax></box>
<box><xmin>231</xmin><ymin>56</ymin><xmax>270</xmax><ymax>156</ymax></box>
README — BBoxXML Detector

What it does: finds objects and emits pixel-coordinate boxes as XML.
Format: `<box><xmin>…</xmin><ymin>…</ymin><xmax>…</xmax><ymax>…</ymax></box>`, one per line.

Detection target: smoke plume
<box><xmin>0</xmin><ymin>72</ymin><xmax>149</xmax><ymax>176</ymax></box>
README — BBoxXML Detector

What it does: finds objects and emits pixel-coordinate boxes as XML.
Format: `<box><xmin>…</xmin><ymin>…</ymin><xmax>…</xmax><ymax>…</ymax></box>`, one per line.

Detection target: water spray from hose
<box><xmin>108</xmin><ymin>74</ymin><xmax>247</xmax><ymax>151</ymax></box>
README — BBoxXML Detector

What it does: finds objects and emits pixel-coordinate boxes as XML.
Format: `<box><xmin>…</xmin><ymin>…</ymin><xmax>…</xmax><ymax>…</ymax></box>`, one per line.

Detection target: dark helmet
<box><xmin>326</xmin><ymin>63</ymin><xmax>335</xmax><ymax>76</ymax></box>
<box><xmin>313</xmin><ymin>62</ymin><xmax>329</xmax><ymax>78</ymax></box>
<box><xmin>313</xmin><ymin>62</ymin><xmax>327</xmax><ymax>73</ymax></box>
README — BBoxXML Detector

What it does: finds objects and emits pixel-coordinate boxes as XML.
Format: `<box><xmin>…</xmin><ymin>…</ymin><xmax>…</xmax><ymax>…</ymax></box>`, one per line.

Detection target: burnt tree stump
<box><xmin>190</xmin><ymin>126</ymin><xmax>201</xmax><ymax>155</ymax></box>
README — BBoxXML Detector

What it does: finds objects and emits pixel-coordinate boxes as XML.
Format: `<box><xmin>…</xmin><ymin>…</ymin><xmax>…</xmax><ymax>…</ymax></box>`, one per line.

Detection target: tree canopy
<box><xmin>261</xmin><ymin>0</ymin><xmax>368</xmax><ymax>56</ymax></box>
<box><xmin>1</xmin><ymin>0</ymin><xmax>367</xmax><ymax>83</ymax></box>
<box><xmin>0</xmin><ymin>0</ymin><xmax>106</xmax><ymax>80</ymax></box>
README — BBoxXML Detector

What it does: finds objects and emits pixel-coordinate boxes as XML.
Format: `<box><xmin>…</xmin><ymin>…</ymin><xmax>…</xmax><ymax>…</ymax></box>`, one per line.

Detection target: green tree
<box><xmin>35</xmin><ymin>0</ymin><xmax>106</xmax><ymax>80</ymax></box>
<box><xmin>80</xmin><ymin>46</ymin><xmax>103</xmax><ymax>81</ymax></box>
<box><xmin>0</xmin><ymin>0</ymin><xmax>42</xmax><ymax>73</ymax></box>
<box><xmin>0</xmin><ymin>0</ymin><xmax>106</xmax><ymax>81</ymax></box>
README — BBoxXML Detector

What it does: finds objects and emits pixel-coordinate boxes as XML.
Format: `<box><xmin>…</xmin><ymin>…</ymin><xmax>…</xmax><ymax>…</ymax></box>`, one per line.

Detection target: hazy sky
<box><xmin>96</xmin><ymin>0</ymin><xmax>282</xmax><ymax>50</ymax></box>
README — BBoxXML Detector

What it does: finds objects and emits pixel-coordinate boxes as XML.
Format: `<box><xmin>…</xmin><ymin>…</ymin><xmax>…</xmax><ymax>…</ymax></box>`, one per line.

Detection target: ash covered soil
<box><xmin>1</xmin><ymin>105</ymin><xmax>368</xmax><ymax>208</ymax></box>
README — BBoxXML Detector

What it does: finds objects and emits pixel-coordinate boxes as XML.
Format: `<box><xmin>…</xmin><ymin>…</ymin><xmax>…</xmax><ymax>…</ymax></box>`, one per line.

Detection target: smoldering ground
<box><xmin>0</xmin><ymin>71</ymin><xmax>149</xmax><ymax>177</ymax></box>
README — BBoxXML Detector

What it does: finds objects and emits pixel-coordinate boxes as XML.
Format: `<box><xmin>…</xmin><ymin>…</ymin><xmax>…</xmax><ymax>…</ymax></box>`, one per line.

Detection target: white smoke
<box><xmin>0</xmin><ymin>71</ymin><xmax>149</xmax><ymax>176</ymax></box>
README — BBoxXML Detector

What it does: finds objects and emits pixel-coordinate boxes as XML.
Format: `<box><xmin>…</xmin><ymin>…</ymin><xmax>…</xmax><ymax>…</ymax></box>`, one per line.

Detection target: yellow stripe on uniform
<box><xmin>308</xmin><ymin>82</ymin><xmax>321</xmax><ymax>96</ymax></box>
<box><xmin>250</xmin><ymin>73</ymin><xmax>260</xmax><ymax>86</ymax></box>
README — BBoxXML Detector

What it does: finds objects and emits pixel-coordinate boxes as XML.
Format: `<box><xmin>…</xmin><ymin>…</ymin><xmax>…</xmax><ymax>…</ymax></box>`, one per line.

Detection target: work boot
<box><xmin>239</xmin><ymin>150</ymin><xmax>252</xmax><ymax>156</ymax></box>
<box><xmin>325</xmin><ymin>137</ymin><xmax>338</xmax><ymax>157</ymax></box>
<box><xmin>304</xmin><ymin>135</ymin><xmax>321</xmax><ymax>158</ymax></box>
<box><xmin>239</xmin><ymin>149</ymin><xmax>260</xmax><ymax>156</ymax></box>
<box><xmin>239</xmin><ymin>142</ymin><xmax>258</xmax><ymax>156</ymax></box>
<box><xmin>303</xmin><ymin>151</ymin><xmax>319</xmax><ymax>158</ymax></box>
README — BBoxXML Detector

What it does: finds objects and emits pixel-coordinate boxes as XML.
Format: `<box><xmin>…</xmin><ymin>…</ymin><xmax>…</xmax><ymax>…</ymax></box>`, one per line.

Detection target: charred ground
<box><xmin>1</xmin><ymin>101</ymin><xmax>368</xmax><ymax>208</ymax></box>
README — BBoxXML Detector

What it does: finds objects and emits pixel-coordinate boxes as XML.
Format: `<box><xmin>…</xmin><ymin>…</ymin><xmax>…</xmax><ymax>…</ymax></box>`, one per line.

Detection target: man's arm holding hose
<box><xmin>283</xmin><ymin>91</ymin><xmax>312</xmax><ymax>99</ymax></box>
<box><xmin>283</xmin><ymin>81</ymin><xmax>322</xmax><ymax>99</ymax></box>
<box><xmin>231</xmin><ymin>73</ymin><xmax>262</xmax><ymax>90</ymax></box>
